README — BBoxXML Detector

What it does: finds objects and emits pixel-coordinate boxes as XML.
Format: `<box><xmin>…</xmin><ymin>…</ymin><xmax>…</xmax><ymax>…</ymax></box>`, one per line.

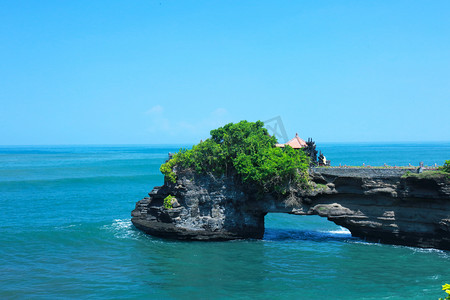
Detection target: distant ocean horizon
<box><xmin>2</xmin><ymin>141</ymin><xmax>448</xmax><ymax>166</ymax></box>
<box><xmin>0</xmin><ymin>142</ymin><xmax>449</xmax><ymax>299</ymax></box>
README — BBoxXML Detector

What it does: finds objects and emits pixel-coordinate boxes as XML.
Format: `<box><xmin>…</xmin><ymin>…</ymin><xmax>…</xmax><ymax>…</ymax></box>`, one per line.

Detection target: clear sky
<box><xmin>1</xmin><ymin>1</ymin><xmax>449</xmax><ymax>145</ymax></box>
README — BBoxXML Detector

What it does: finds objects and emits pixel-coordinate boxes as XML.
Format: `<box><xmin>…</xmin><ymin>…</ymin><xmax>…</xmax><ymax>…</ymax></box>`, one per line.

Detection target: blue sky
<box><xmin>1</xmin><ymin>1</ymin><xmax>449</xmax><ymax>145</ymax></box>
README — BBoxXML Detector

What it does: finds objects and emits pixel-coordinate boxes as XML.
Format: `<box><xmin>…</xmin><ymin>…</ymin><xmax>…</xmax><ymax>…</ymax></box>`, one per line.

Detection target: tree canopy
<box><xmin>160</xmin><ymin>120</ymin><xmax>310</xmax><ymax>192</ymax></box>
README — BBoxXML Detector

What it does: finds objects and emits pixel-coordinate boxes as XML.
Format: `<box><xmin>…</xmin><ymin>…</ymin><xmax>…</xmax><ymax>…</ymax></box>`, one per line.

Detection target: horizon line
<box><xmin>1</xmin><ymin>140</ymin><xmax>450</xmax><ymax>147</ymax></box>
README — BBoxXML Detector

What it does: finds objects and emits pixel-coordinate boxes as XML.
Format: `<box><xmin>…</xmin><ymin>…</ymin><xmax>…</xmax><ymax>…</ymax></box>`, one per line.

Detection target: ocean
<box><xmin>0</xmin><ymin>143</ymin><xmax>449</xmax><ymax>299</ymax></box>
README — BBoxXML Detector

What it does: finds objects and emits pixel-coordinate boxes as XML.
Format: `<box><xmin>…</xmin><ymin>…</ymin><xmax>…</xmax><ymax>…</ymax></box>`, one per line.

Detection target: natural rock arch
<box><xmin>132</xmin><ymin>168</ymin><xmax>450</xmax><ymax>250</ymax></box>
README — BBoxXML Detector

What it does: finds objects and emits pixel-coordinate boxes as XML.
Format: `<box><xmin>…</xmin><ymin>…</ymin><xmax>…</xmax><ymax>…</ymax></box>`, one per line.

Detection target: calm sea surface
<box><xmin>0</xmin><ymin>143</ymin><xmax>449</xmax><ymax>299</ymax></box>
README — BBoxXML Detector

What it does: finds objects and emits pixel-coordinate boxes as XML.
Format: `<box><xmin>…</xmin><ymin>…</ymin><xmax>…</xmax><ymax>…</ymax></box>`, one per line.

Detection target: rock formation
<box><xmin>131</xmin><ymin>170</ymin><xmax>266</xmax><ymax>240</ymax></box>
<box><xmin>131</xmin><ymin>168</ymin><xmax>450</xmax><ymax>250</ymax></box>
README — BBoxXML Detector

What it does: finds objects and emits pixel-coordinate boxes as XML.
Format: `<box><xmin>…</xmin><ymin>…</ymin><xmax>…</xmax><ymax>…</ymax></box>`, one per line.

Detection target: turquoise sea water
<box><xmin>0</xmin><ymin>143</ymin><xmax>449</xmax><ymax>299</ymax></box>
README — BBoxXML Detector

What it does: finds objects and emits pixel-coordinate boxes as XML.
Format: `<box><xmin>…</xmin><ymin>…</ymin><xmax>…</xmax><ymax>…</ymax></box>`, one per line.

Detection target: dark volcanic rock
<box><xmin>132</xmin><ymin>170</ymin><xmax>266</xmax><ymax>240</ymax></box>
<box><xmin>305</xmin><ymin>168</ymin><xmax>450</xmax><ymax>249</ymax></box>
<box><xmin>132</xmin><ymin>167</ymin><xmax>450</xmax><ymax>250</ymax></box>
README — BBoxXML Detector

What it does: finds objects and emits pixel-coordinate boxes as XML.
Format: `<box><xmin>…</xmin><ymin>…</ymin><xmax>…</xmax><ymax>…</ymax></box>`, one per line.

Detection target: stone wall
<box><xmin>311</xmin><ymin>167</ymin><xmax>411</xmax><ymax>178</ymax></box>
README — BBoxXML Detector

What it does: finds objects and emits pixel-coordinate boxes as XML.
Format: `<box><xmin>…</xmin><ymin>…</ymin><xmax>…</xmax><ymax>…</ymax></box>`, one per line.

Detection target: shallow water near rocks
<box><xmin>0</xmin><ymin>143</ymin><xmax>449</xmax><ymax>299</ymax></box>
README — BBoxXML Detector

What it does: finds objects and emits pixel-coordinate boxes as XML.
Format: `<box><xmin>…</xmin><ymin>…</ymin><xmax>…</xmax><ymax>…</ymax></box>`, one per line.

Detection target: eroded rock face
<box><xmin>131</xmin><ymin>170</ymin><xmax>267</xmax><ymax>240</ymax></box>
<box><xmin>131</xmin><ymin>168</ymin><xmax>450</xmax><ymax>250</ymax></box>
<box><xmin>307</xmin><ymin>168</ymin><xmax>450</xmax><ymax>249</ymax></box>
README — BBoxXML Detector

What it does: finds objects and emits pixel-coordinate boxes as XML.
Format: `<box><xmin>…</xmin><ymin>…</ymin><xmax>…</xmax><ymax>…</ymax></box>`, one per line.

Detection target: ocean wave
<box><xmin>348</xmin><ymin>240</ymin><xmax>449</xmax><ymax>256</ymax></box>
<box><xmin>396</xmin><ymin>245</ymin><xmax>449</xmax><ymax>257</ymax></box>
<box><xmin>321</xmin><ymin>227</ymin><xmax>351</xmax><ymax>236</ymax></box>
<box><xmin>264</xmin><ymin>227</ymin><xmax>354</xmax><ymax>242</ymax></box>
<box><xmin>350</xmin><ymin>241</ymin><xmax>383</xmax><ymax>247</ymax></box>
<box><xmin>101</xmin><ymin>219</ymin><xmax>141</xmax><ymax>240</ymax></box>
<box><xmin>411</xmin><ymin>247</ymin><xmax>445</xmax><ymax>254</ymax></box>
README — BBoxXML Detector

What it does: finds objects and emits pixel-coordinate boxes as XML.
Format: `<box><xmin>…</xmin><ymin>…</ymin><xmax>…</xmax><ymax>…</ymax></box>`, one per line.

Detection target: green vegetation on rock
<box><xmin>439</xmin><ymin>160</ymin><xmax>450</xmax><ymax>173</ymax></box>
<box><xmin>163</xmin><ymin>195</ymin><xmax>175</xmax><ymax>209</ymax></box>
<box><xmin>402</xmin><ymin>170</ymin><xmax>449</xmax><ymax>180</ymax></box>
<box><xmin>439</xmin><ymin>283</ymin><xmax>450</xmax><ymax>300</ymax></box>
<box><xmin>160</xmin><ymin>120</ymin><xmax>310</xmax><ymax>192</ymax></box>
<box><xmin>315</xmin><ymin>183</ymin><xmax>328</xmax><ymax>190</ymax></box>
<box><xmin>402</xmin><ymin>160</ymin><xmax>450</xmax><ymax>180</ymax></box>
<box><xmin>160</xmin><ymin>158</ymin><xmax>178</xmax><ymax>183</ymax></box>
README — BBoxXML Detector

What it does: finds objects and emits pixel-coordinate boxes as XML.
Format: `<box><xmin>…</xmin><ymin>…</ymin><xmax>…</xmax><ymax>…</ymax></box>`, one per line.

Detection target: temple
<box><xmin>275</xmin><ymin>133</ymin><xmax>307</xmax><ymax>149</ymax></box>
<box><xmin>275</xmin><ymin>133</ymin><xmax>329</xmax><ymax>166</ymax></box>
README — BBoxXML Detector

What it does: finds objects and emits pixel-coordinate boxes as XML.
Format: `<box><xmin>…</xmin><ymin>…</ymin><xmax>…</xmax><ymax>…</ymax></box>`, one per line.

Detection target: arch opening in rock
<box><xmin>263</xmin><ymin>213</ymin><xmax>352</xmax><ymax>242</ymax></box>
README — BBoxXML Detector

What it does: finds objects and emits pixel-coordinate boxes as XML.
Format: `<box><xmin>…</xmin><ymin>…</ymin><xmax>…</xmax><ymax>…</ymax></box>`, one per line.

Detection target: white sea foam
<box><xmin>327</xmin><ymin>228</ymin><xmax>351</xmax><ymax>235</ymax></box>
<box><xmin>350</xmin><ymin>240</ymin><xmax>383</xmax><ymax>247</ymax></box>
<box><xmin>405</xmin><ymin>246</ymin><xmax>448</xmax><ymax>257</ymax></box>
<box><xmin>111</xmin><ymin>219</ymin><xmax>132</xmax><ymax>230</ymax></box>
<box><xmin>321</xmin><ymin>227</ymin><xmax>351</xmax><ymax>236</ymax></box>
<box><xmin>102</xmin><ymin>219</ymin><xmax>140</xmax><ymax>240</ymax></box>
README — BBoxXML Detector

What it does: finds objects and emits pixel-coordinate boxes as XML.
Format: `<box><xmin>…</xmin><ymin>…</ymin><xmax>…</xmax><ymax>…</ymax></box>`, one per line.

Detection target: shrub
<box><xmin>160</xmin><ymin>158</ymin><xmax>177</xmax><ymax>183</ymax></box>
<box><xmin>439</xmin><ymin>160</ymin><xmax>450</xmax><ymax>173</ymax></box>
<box><xmin>402</xmin><ymin>170</ymin><xmax>449</xmax><ymax>180</ymax></box>
<box><xmin>163</xmin><ymin>195</ymin><xmax>175</xmax><ymax>209</ymax></box>
<box><xmin>439</xmin><ymin>283</ymin><xmax>450</xmax><ymax>300</ymax></box>
<box><xmin>160</xmin><ymin>120</ymin><xmax>310</xmax><ymax>192</ymax></box>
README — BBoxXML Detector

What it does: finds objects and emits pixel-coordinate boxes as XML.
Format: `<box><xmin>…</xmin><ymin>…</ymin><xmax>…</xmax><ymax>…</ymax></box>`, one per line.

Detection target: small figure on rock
<box><xmin>318</xmin><ymin>152</ymin><xmax>330</xmax><ymax>166</ymax></box>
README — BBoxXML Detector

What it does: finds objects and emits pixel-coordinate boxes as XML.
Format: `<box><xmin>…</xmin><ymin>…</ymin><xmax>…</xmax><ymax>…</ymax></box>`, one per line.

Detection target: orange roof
<box><xmin>276</xmin><ymin>133</ymin><xmax>307</xmax><ymax>149</ymax></box>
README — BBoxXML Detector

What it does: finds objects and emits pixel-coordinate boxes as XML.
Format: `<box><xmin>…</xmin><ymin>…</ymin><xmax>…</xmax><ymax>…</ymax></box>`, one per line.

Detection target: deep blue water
<box><xmin>0</xmin><ymin>143</ymin><xmax>449</xmax><ymax>299</ymax></box>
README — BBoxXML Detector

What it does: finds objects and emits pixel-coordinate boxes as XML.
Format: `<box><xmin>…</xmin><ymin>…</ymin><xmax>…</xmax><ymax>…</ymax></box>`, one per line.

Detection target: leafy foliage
<box><xmin>163</xmin><ymin>195</ymin><xmax>175</xmax><ymax>209</ymax></box>
<box><xmin>160</xmin><ymin>159</ymin><xmax>178</xmax><ymax>183</ymax></box>
<box><xmin>439</xmin><ymin>283</ymin><xmax>450</xmax><ymax>300</ymax></box>
<box><xmin>402</xmin><ymin>170</ymin><xmax>450</xmax><ymax>180</ymax></box>
<box><xmin>439</xmin><ymin>160</ymin><xmax>450</xmax><ymax>173</ymax></box>
<box><xmin>160</xmin><ymin>120</ymin><xmax>310</xmax><ymax>192</ymax></box>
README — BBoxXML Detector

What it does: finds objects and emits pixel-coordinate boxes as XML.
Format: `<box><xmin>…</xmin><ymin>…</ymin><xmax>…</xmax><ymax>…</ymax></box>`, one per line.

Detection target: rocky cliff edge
<box><xmin>131</xmin><ymin>168</ymin><xmax>450</xmax><ymax>250</ymax></box>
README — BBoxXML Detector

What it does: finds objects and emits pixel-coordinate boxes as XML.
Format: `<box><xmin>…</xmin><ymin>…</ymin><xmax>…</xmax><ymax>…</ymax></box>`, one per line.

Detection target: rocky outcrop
<box><xmin>304</xmin><ymin>168</ymin><xmax>450</xmax><ymax>249</ymax></box>
<box><xmin>131</xmin><ymin>168</ymin><xmax>450</xmax><ymax>250</ymax></box>
<box><xmin>131</xmin><ymin>171</ymin><xmax>267</xmax><ymax>240</ymax></box>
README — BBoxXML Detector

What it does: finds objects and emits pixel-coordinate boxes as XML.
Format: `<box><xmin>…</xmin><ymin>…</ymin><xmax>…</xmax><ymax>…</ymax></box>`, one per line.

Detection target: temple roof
<box><xmin>275</xmin><ymin>133</ymin><xmax>307</xmax><ymax>149</ymax></box>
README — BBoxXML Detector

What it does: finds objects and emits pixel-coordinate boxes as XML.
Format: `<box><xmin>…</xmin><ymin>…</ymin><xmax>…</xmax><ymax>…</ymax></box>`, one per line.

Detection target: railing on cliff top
<box><xmin>315</xmin><ymin>164</ymin><xmax>439</xmax><ymax>170</ymax></box>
